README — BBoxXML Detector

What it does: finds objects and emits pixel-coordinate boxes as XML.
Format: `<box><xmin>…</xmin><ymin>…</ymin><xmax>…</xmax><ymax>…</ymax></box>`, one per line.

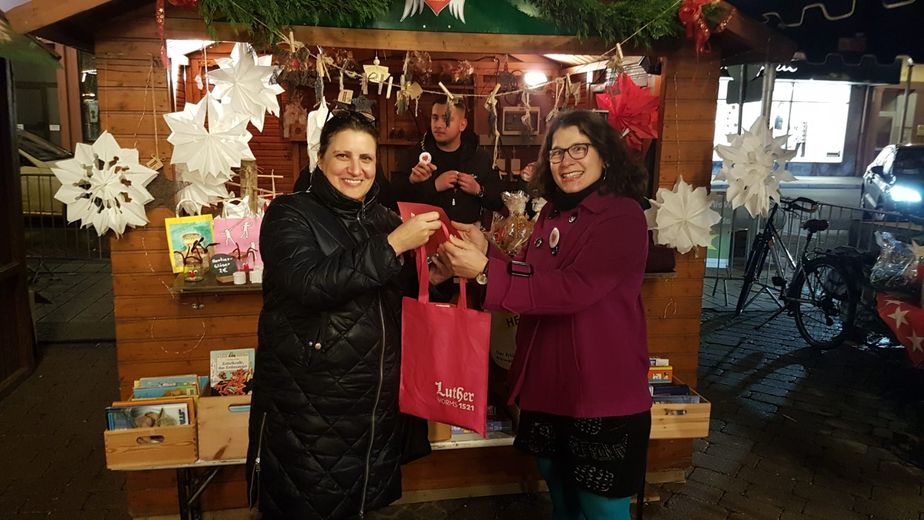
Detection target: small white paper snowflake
<box><xmin>173</xmin><ymin>164</ymin><xmax>232</xmax><ymax>216</ymax></box>
<box><xmin>52</xmin><ymin>131</ymin><xmax>157</xmax><ymax>237</ymax></box>
<box><xmin>715</xmin><ymin>117</ymin><xmax>797</xmax><ymax>218</ymax></box>
<box><xmin>645</xmin><ymin>177</ymin><xmax>721</xmax><ymax>254</ymax></box>
<box><xmin>164</xmin><ymin>94</ymin><xmax>255</xmax><ymax>182</ymax></box>
<box><xmin>209</xmin><ymin>43</ymin><xmax>284</xmax><ymax>132</ymax></box>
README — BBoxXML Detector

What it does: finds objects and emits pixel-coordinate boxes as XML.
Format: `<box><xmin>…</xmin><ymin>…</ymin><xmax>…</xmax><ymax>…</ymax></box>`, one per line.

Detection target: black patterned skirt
<box><xmin>514</xmin><ymin>409</ymin><xmax>651</xmax><ymax>498</ymax></box>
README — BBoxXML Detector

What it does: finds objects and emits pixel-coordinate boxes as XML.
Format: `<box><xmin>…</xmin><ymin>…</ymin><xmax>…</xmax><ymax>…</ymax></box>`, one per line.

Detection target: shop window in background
<box><xmin>713</xmin><ymin>78</ymin><xmax>852</xmax><ymax>165</ymax></box>
<box><xmin>78</xmin><ymin>50</ymin><xmax>100</xmax><ymax>142</ymax></box>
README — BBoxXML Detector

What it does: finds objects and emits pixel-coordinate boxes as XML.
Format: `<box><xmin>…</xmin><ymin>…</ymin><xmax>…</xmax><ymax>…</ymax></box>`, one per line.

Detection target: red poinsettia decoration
<box><xmin>594</xmin><ymin>74</ymin><xmax>659</xmax><ymax>152</ymax></box>
<box><xmin>679</xmin><ymin>0</ymin><xmax>712</xmax><ymax>53</ymax></box>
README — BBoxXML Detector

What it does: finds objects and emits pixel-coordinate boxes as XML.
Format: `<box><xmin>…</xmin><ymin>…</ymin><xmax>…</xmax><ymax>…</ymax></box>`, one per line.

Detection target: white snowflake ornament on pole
<box><xmin>645</xmin><ymin>177</ymin><xmax>721</xmax><ymax>254</ymax></box>
<box><xmin>164</xmin><ymin>94</ymin><xmax>255</xmax><ymax>183</ymax></box>
<box><xmin>209</xmin><ymin>42</ymin><xmax>285</xmax><ymax>132</ymax></box>
<box><xmin>715</xmin><ymin>116</ymin><xmax>797</xmax><ymax>218</ymax></box>
<box><xmin>52</xmin><ymin>131</ymin><xmax>157</xmax><ymax>237</ymax></box>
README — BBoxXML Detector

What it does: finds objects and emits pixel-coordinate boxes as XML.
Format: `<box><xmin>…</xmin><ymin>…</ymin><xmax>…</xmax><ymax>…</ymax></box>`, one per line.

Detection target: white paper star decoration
<box><xmin>51</xmin><ymin>131</ymin><xmax>157</xmax><ymax>237</ymax></box>
<box><xmin>645</xmin><ymin>177</ymin><xmax>722</xmax><ymax>254</ymax></box>
<box><xmin>715</xmin><ymin>117</ymin><xmax>797</xmax><ymax>218</ymax></box>
<box><xmin>306</xmin><ymin>98</ymin><xmax>330</xmax><ymax>172</ymax></box>
<box><xmin>173</xmin><ymin>164</ymin><xmax>232</xmax><ymax>216</ymax></box>
<box><xmin>164</xmin><ymin>94</ymin><xmax>255</xmax><ymax>183</ymax></box>
<box><xmin>209</xmin><ymin>43</ymin><xmax>284</xmax><ymax>132</ymax></box>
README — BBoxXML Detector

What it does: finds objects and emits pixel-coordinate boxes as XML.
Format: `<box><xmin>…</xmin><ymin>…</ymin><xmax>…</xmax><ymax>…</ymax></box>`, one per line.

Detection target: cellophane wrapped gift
<box><xmin>490</xmin><ymin>191</ymin><xmax>533</xmax><ymax>257</ymax></box>
<box><xmin>870</xmin><ymin>232</ymin><xmax>921</xmax><ymax>298</ymax></box>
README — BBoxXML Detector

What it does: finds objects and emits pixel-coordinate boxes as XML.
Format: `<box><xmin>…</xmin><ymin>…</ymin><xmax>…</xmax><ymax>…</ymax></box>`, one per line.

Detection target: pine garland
<box><xmin>197</xmin><ymin>0</ymin><xmax>391</xmax><ymax>43</ymax></box>
<box><xmin>195</xmin><ymin>0</ymin><xmax>685</xmax><ymax>47</ymax></box>
<box><xmin>523</xmin><ymin>0</ymin><xmax>683</xmax><ymax>47</ymax></box>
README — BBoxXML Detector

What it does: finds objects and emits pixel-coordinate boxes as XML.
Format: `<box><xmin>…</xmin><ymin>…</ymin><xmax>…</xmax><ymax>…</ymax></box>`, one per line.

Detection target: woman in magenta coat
<box><xmin>441</xmin><ymin>110</ymin><xmax>651</xmax><ymax>520</ymax></box>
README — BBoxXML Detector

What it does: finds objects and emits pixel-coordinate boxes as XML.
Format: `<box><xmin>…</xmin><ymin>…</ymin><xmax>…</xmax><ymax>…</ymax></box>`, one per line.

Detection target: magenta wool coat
<box><xmin>483</xmin><ymin>191</ymin><xmax>652</xmax><ymax>418</ymax></box>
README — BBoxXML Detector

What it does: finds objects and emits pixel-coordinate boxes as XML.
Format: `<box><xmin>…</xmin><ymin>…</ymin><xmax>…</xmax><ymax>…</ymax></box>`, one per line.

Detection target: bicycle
<box><xmin>735</xmin><ymin>197</ymin><xmax>859</xmax><ymax>349</ymax></box>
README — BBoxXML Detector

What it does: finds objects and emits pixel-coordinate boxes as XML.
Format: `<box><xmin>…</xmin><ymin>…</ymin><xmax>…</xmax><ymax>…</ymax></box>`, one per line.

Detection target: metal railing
<box><xmin>705</xmin><ymin>191</ymin><xmax>923</xmax><ymax>308</ymax></box>
<box><xmin>21</xmin><ymin>172</ymin><xmax>109</xmax><ymax>261</ymax></box>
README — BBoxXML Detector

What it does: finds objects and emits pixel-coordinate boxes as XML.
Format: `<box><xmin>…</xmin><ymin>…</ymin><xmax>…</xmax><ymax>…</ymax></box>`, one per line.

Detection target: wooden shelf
<box><xmin>430</xmin><ymin>430</ymin><xmax>515</xmax><ymax>451</ymax></box>
<box><xmin>644</xmin><ymin>272</ymin><xmax>677</xmax><ymax>279</ymax></box>
<box><xmin>171</xmin><ymin>271</ymin><xmax>263</xmax><ymax>295</ymax></box>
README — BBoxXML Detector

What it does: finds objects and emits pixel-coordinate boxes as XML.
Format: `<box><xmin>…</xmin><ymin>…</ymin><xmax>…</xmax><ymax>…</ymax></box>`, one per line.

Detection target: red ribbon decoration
<box><xmin>679</xmin><ymin>0</ymin><xmax>715</xmax><ymax>54</ymax></box>
<box><xmin>594</xmin><ymin>74</ymin><xmax>660</xmax><ymax>152</ymax></box>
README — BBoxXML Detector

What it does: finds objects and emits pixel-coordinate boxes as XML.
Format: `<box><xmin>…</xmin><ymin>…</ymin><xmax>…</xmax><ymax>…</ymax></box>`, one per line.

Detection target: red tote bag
<box><xmin>399</xmin><ymin>232</ymin><xmax>491</xmax><ymax>436</ymax></box>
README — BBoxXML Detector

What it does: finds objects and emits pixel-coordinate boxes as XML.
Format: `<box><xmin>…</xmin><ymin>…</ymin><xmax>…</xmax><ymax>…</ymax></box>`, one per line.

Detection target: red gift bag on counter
<box><xmin>399</xmin><ymin>225</ymin><xmax>491</xmax><ymax>436</ymax></box>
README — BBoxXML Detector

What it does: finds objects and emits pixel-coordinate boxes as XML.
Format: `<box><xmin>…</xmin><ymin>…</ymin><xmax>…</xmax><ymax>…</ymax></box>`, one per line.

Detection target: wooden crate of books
<box><xmin>198</xmin><ymin>394</ymin><xmax>252</xmax><ymax>461</ymax></box>
<box><xmin>104</xmin><ymin>396</ymin><xmax>199</xmax><ymax>470</ymax></box>
<box><xmin>650</xmin><ymin>387</ymin><xmax>711</xmax><ymax>440</ymax></box>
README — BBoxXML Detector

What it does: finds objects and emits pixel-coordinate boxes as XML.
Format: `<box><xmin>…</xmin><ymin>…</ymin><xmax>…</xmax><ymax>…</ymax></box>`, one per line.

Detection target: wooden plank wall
<box><xmin>97</xmin><ymin>8</ymin><xmax>720</xmax><ymax>511</ymax></box>
<box><xmin>95</xmin><ymin>8</ymin><xmax>257</xmax><ymax>516</ymax></box>
<box><xmin>643</xmin><ymin>47</ymin><xmax>721</xmax><ymax>472</ymax></box>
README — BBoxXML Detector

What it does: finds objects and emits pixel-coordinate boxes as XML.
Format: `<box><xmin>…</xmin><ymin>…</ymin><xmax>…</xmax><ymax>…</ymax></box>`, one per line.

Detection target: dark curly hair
<box><xmin>530</xmin><ymin>110</ymin><xmax>648</xmax><ymax>203</ymax></box>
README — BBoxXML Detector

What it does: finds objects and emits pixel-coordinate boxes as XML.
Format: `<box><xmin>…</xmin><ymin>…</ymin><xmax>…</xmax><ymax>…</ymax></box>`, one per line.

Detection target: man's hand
<box><xmin>409</xmin><ymin>162</ymin><xmax>436</xmax><ymax>184</ymax></box>
<box><xmin>455</xmin><ymin>172</ymin><xmax>482</xmax><ymax>196</ymax></box>
<box><xmin>434</xmin><ymin>170</ymin><xmax>459</xmax><ymax>192</ymax></box>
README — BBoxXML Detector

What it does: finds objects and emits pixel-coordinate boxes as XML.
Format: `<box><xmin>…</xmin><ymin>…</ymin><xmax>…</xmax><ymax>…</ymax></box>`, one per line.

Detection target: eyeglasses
<box><xmin>548</xmin><ymin>143</ymin><xmax>591</xmax><ymax>164</ymax></box>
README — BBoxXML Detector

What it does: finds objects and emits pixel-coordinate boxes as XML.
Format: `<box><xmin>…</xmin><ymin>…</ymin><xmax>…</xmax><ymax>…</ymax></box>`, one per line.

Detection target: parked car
<box><xmin>860</xmin><ymin>144</ymin><xmax>924</xmax><ymax>218</ymax></box>
<box><xmin>18</xmin><ymin>130</ymin><xmax>71</xmax><ymax>216</ymax></box>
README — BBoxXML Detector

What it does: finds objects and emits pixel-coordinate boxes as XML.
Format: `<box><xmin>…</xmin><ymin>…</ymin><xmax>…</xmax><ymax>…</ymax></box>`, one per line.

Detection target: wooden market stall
<box><xmin>9</xmin><ymin>1</ymin><xmax>795</xmax><ymax>515</ymax></box>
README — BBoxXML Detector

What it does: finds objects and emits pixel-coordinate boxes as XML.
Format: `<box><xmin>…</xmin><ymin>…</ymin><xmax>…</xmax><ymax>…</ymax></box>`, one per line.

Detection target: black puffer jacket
<box><xmin>390</xmin><ymin>129</ymin><xmax>503</xmax><ymax>224</ymax></box>
<box><xmin>246</xmin><ymin>170</ymin><xmax>430</xmax><ymax>520</ymax></box>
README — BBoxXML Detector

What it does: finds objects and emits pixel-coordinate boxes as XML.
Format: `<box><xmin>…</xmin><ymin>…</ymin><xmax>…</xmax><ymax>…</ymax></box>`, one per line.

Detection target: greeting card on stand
<box><xmin>213</xmin><ymin>216</ymin><xmax>263</xmax><ymax>269</ymax></box>
<box><xmin>165</xmin><ymin>215</ymin><xmax>216</xmax><ymax>273</ymax></box>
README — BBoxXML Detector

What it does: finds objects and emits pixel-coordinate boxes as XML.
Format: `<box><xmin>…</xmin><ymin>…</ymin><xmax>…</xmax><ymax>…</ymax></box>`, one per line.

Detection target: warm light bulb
<box><xmin>524</xmin><ymin>71</ymin><xmax>548</xmax><ymax>88</ymax></box>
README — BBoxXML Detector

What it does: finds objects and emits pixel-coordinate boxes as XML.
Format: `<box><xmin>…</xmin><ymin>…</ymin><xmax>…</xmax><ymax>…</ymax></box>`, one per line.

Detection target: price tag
<box><xmin>210</xmin><ymin>254</ymin><xmax>237</xmax><ymax>282</ymax></box>
<box><xmin>146</xmin><ymin>156</ymin><xmax>164</xmax><ymax>171</ymax></box>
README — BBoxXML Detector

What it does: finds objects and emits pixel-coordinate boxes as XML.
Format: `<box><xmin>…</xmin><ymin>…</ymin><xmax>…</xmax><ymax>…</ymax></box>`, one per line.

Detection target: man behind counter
<box><xmin>391</xmin><ymin>98</ymin><xmax>503</xmax><ymax>224</ymax></box>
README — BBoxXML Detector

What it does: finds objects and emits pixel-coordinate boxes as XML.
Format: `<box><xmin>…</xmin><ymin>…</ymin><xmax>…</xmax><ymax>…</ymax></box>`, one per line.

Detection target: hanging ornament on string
<box><xmin>363</xmin><ymin>55</ymin><xmax>391</xmax><ymax>95</ymax></box>
<box><xmin>520</xmin><ymin>89</ymin><xmax>534</xmax><ymax>134</ymax></box>
<box><xmin>449</xmin><ymin>59</ymin><xmax>474</xmax><ymax>84</ymax></box>
<box><xmin>306</xmin><ymin>97</ymin><xmax>329</xmax><ymax>172</ymax></box>
<box><xmin>566</xmin><ymin>74</ymin><xmax>582</xmax><ymax>106</ymax></box>
<box><xmin>438</xmin><ymin>82</ymin><xmax>455</xmax><ymax>126</ymax></box>
<box><xmin>52</xmin><ymin>132</ymin><xmax>158</xmax><ymax>237</ymax></box>
<box><xmin>546</xmin><ymin>78</ymin><xmax>564</xmax><ymax>123</ymax></box>
<box><xmin>164</xmin><ymin>93</ymin><xmax>255</xmax><ymax>183</ymax></box>
<box><xmin>406</xmin><ymin>82</ymin><xmax>423</xmax><ymax>116</ymax></box>
<box><xmin>715</xmin><ymin>116</ymin><xmax>797</xmax><ymax>218</ymax></box>
<box><xmin>209</xmin><ymin>43</ymin><xmax>285</xmax><ymax>132</ymax></box>
<box><xmin>645</xmin><ymin>177</ymin><xmax>721</xmax><ymax>255</ymax></box>
<box><xmin>594</xmin><ymin>73</ymin><xmax>659</xmax><ymax>152</ymax></box>
<box><xmin>678</xmin><ymin>0</ymin><xmax>732</xmax><ymax>54</ymax></box>
<box><xmin>484</xmin><ymin>83</ymin><xmax>502</xmax><ymax>167</ymax></box>
<box><xmin>497</xmin><ymin>55</ymin><xmax>518</xmax><ymax>93</ymax></box>
<box><xmin>273</xmin><ymin>32</ymin><xmax>313</xmax><ymax>89</ymax></box>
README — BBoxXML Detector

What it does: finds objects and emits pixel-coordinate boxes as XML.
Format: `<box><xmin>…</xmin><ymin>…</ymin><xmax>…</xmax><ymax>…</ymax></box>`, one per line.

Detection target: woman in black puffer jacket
<box><xmin>246</xmin><ymin>110</ymin><xmax>446</xmax><ymax>519</ymax></box>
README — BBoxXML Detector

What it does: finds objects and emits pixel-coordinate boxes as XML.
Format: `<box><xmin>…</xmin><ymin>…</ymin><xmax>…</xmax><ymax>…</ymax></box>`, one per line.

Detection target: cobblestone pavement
<box><xmin>1</xmin><ymin>312</ymin><xmax>922</xmax><ymax>518</ymax></box>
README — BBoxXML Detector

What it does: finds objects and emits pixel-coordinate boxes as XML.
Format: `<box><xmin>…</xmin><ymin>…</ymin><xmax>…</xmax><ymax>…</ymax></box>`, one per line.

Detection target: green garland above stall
<box><xmin>193</xmin><ymin>0</ymin><xmax>700</xmax><ymax>48</ymax></box>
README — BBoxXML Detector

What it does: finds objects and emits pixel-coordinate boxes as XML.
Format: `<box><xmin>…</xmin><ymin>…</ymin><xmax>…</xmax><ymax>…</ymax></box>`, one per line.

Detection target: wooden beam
<box><xmin>6</xmin><ymin>0</ymin><xmax>116</xmax><ymax>33</ymax></box>
<box><xmin>165</xmin><ymin>17</ymin><xmax>611</xmax><ymax>55</ymax></box>
<box><xmin>714</xmin><ymin>2</ymin><xmax>798</xmax><ymax>64</ymax></box>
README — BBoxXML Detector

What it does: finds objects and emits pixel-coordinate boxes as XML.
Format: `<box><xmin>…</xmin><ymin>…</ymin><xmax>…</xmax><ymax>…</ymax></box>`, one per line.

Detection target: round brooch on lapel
<box><xmin>549</xmin><ymin>227</ymin><xmax>560</xmax><ymax>249</ymax></box>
